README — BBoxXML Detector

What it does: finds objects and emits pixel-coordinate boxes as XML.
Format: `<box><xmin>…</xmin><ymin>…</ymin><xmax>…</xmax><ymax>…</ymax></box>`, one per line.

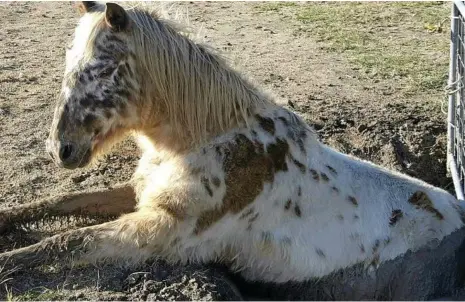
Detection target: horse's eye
<box><xmin>100</xmin><ymin>68</ymin><xmax>114</xmax><ymax>78</ymax></box>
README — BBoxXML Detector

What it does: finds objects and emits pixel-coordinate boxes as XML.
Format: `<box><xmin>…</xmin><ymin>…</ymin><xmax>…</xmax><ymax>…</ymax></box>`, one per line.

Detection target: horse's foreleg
<box><xmin>0</xmin><ymin>183</ymin><xmax>136</xmax><ymax>233</ymax></box>
<box><xmin>0</xmin><ymin>211</ymin><xmax>177</xmax><ymax>270</ymax></box>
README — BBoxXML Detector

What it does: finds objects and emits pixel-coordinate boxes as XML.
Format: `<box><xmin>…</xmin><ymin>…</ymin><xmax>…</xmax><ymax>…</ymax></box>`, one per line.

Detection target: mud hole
<box><xmin>0</xmin><ymin>1</ymin><xmax>458</xmax><ymax>300</ymax></box>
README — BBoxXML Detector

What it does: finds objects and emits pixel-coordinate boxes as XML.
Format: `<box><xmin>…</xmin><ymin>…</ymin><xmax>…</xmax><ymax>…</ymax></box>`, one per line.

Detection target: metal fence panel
<box><xmin>448</xmin><ymin>1</ymin><xmax>465</xmax><ymax>200</ymax></box>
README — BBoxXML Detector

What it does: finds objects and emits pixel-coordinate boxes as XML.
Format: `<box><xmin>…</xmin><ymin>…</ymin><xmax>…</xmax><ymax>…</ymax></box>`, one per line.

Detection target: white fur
<box><xmin>130</xmin><ymin>106</ymin><xmax>463</xmax><ymax>283</ymax></box>
<box><xmin>43</xmin><ymin>3</ymin><xmax>465</xmax><ymax>285</ymax></box>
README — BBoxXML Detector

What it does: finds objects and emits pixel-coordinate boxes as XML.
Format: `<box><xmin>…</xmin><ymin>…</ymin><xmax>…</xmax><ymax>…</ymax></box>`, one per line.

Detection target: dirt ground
<box><xmin>0</xmin><ymin>1</ymin><xmax>458</xmax><ymax>300</ymax></box>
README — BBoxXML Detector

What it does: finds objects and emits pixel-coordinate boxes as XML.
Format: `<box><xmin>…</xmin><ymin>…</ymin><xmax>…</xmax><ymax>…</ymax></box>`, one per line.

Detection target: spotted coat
<box><xmin>6</xmin><ymin>1</ymin><xmax>464</xmax><ymax>285</ymax></box>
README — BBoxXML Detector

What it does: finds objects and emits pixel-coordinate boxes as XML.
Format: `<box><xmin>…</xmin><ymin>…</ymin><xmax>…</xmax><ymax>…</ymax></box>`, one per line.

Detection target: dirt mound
<box><xmin>1</xmin><ymin>258</ymin><xmax>241</xmax><ymax>301</ymax></box>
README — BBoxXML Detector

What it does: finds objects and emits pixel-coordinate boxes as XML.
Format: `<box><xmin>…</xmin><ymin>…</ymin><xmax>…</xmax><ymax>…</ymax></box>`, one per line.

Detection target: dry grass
<box><xmin>256</xmin><ymin>2</ymin><xmax>450</xmax><ymax>96</ymax></box>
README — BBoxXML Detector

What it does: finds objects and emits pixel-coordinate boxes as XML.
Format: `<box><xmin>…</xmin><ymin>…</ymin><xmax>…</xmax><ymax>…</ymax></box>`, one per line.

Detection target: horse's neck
<box><xmin>135</xmin><ymin>25</ymin><xmax>276</xmax><ymax>152</ymax></box>
<box><xmin>137</xmin><ymin>88</ymin><xmax>270</xmax><ymax>154</ymax></box>
<box><xmin>134</xmin><ymin>122</ymin><xmax>193</xmax><ymax>155</ymax></box>
<box><xmin>134</xmin><ymin>101</ymin><xmax>278</xmax><ymax>159</ymax></box>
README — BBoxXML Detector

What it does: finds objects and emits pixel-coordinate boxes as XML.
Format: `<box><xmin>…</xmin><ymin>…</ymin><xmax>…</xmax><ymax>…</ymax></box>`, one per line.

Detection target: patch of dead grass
<box><xmin>257</xmin><ymin>2</ymin><xmax>450</xmax><ymax>96</ymax></box>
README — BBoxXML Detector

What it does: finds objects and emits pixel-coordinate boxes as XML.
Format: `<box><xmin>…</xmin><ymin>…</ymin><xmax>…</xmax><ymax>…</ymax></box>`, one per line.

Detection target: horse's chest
<box><xmin>133</xmin><ymin>156</ymin><xmax>175</xmax><ymax>206</ymax></box>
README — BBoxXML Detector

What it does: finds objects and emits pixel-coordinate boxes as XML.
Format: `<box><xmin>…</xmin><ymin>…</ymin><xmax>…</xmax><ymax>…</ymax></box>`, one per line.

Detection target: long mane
<box><xmin>85</xmin><ymin>4</ymin><xmax>275</xmax><ymax>144</ymax></box>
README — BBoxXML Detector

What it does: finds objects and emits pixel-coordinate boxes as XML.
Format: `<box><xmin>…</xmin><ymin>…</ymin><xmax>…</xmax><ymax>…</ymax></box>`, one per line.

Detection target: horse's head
<box><xmin>47</xmin><ymin>1</ymin><xmax>140</xmax><ymax>169</ymax></box>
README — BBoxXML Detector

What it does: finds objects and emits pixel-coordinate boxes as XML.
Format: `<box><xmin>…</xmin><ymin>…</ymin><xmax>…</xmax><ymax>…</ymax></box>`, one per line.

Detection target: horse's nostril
<box><xmin>59</xmin><ymin>143</ymin><xmax>74</xmax><ymax>162</ymax></box>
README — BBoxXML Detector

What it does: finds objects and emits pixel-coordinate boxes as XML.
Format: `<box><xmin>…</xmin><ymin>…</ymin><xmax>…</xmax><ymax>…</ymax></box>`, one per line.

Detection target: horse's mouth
<box><xmin>61</xmin><ymin>148</ymin><xmax>92</xmax><ymax>169</ymax></box>
<box><xmin>57</xmin><ymin>126</ymin><xmax>121</xmax><ymax>170</ymax></box>
<box><xmin>47</xmin><ymin>138</ymin><xmax>93</xmax><ymax>170</ymax></box>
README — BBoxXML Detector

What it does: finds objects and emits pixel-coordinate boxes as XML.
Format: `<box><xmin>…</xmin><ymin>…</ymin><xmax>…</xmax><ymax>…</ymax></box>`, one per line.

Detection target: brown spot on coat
<box><xmin>370</xmin><ymin>254</ymin><xmax>380</xmax><ymax>267</ymax></box>
<box><xmin>215</xmin><ymin>146</ymin><xmax>222</xmax><ymax>157</ymax></box>
<box><xmin>212</xmin><ymin>176</ymin><xmax>221</xmax><ymax>187</ymax></box>
<box><xmin>331</xmin><ymin>186</ymin><xmax>339</xmax><ymax>193</ymax></box>
<box><xmin>158</xmin><ymin>202</ymin><xmax>185</xmax><ymax>219</ymax></box>
<box><xmin>294</xmin><ymin>205</ymin><xmax>302</xmax><ymax>217</ymax></box>
<box><xmin>191</xmin><ymin>167</ymin><xmax>204</xmax><ymax>175</ymax></box>
<box><xmin>326</xmin><ymin>165</ymin><xmax>337</xmax><ymax>175</ymax></box>
<box><xmin>281</xmin><ymin>237</ymin><xmax>292</xmax><ymax>246</ymax></box>
<box><xmin>292</xmin><ymin>158</ymin><xmax>306</xmax><ymax>174</ymax></box>
<box><xmin>83</xmin><ymin>114</ymin><xmax>96</xmax><ymax>128</ymax></box>
<box><xmin>408</xmin><ymin>191</ymin><xmax>444</xmax><ymax>220</ymax></box>
<box><xmin>296</xmin><ymin>138</ymin><xmax>306</xmax><ymax>155</ymax></box>
<box><xmin>266</xmin><ymin>138</ymin><xmax>289</xmax><ymax>172</ymax></box>
<box><xmin>353</xmin><ymin>214</ymin><xmax>360</xmax><ymax>220</ymax></box>
<box><xmin>170</xmin><ymin>237</ymin><xmax>181</xmax><ymax>247</ymax></box>
<box><xmin>315</xmin><ymin>248</ymin><xmax>326</xmax><ymax>258</ymax></box>
<box><xmin>246</xmin><ymin>212</ymin><xmax>260</xmax><ymax>231</ymax></box>
<box><xmin>201</xmin><ymin>176</ymin><xmax>213</xmax><ymax>197</ymax></box>
<box><xmin>309</xmin><ymin>169</ymin><xmax>319</xmax><ymax>181</ymax></box>
<box><xmin>284</xmin><ymin>199</ymin><xmax>292</xmax><ymax>210</ymax></box>
<box><xmin>320</xmin><ymin>173</ymin><xmax>329</xmax><ymax>182</ymax></box>
<box><xmin>372</xmin><ymin>239</ymin><xmax>380</xmax><ymax>254</ymax></box>
<box><xmin>248</xmin><ymin>212</ymin><xmax>259</xmax><ymax>224</ymax></box>
<box><xmin>194</xmin><ymin>134</ymin><xmax>290</xmax><ymax>234</ymax></box>
<box><xmin>297</xmin><ymin>186</ymin><xmax>302</xmax><ymax>197</ymax></box>
<box><xmin>389</xmin><ymin>209</ymin><xmax>403</xmax><ymax>226</ymax></box>
<box><xmin>255</xmin><ymin>114</ymin><xmax>275</xmax><ymax>135</ymax></box>
<box><xmin>282</xmin><ymin>115</ymin><xmax>308</xmax><ymax>155</ymax></box>
<box><xmin>286</xmin><ymin>130</ymin><xmax>307</xmax><ymax>156</ymax></box>
<box><xmin>348</xmin><ymin>196</ymin><xmax>358</xmax><ymax>206</ymax></box>
<box><xmin>239</xmin><ymin>208</ymin><xmax>254</xmax><ymax>220</ymax></box>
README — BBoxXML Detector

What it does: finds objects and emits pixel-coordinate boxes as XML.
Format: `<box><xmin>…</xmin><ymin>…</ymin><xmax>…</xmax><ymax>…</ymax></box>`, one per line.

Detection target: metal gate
<box><xmin>448</xmin><ymin>1</ymin><xmax>465</xmax><ymax>201</ymax></box>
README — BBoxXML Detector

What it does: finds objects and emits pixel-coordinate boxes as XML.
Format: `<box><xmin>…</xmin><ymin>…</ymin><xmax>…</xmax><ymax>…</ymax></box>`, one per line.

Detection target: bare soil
<box><xmin>0</xmin><ymin>1</ymin><xmax>457</xmax><ymax>300</ymax></box>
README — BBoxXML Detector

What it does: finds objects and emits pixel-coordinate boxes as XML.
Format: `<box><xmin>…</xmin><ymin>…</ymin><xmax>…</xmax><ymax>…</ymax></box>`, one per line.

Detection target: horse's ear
<box><xmin>105</xmin><ymin>3</ymin><xmax>130</xmax><ymax>32</ymax></box>
<box><xmin>77</xmin><ymin>1</ymin><xmax>99</xmax><ymax>15</ymax></box>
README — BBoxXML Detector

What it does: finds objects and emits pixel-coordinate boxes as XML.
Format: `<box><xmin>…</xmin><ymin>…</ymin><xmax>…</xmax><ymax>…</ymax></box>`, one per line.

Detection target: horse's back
<box><xmin>226</xmin><ymin>111</ymin><xmax>465</xmax><ymax>282</ymax></box>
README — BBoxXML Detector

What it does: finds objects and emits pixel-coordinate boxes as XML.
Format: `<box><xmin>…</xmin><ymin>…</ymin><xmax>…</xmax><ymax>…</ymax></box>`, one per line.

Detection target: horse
<box><xmin>1</xmin><ymin>1</ymin><xmax>465</xmax><ymax>299</ymax></box>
